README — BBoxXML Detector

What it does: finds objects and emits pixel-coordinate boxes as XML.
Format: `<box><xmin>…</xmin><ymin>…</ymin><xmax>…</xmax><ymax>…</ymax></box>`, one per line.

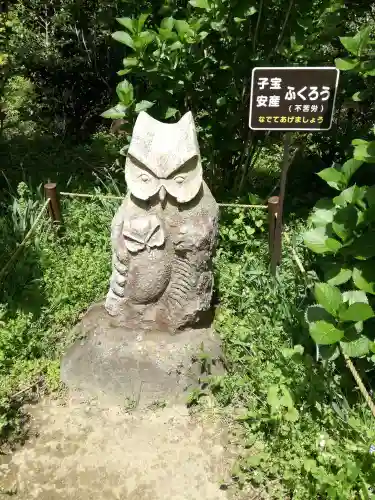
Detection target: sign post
<box><xmin>249</xmin><ymin>66</ymin><xmax>340</xmax><ymax>274</ymax></box>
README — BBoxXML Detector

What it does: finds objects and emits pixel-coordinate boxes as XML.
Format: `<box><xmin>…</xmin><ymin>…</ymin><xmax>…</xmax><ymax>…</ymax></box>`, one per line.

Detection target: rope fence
<box><xmin>59</xmin><ymin>191</ymin><xmax>268</xmax><ymax>209</ymax></box>
<box><xmin>56</xmin><ymin>183</ymin><xmax>279</xmax><ymax>272</ymax></box>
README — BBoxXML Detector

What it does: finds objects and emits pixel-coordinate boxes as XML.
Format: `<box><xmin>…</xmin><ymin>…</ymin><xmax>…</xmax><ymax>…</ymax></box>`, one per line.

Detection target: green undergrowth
<box><xmin>0</xmin><ymin>187</ymin><xmax>116</xmax><ymax>443</ymax></box>
<box><xmin>213</xmin><ymin>220</ymin><xmax>375</xmax><ymax>499</ymax></box>
<box><xmin>0</xmin><ymin>186</ymin><xmax>375</xmax><ymax>500</ymax></box>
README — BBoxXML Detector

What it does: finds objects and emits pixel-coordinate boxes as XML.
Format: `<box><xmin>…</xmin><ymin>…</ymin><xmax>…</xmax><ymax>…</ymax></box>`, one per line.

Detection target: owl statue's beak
<box><xmin>159</xmin><ymin>185</ymin><xmax>167</xmax><ymax>203</ymax></box>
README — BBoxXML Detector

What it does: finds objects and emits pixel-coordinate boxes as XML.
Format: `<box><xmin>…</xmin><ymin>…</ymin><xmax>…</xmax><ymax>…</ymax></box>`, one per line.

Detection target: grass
<box><xmin>0</xmin><ymin>158</ymin><xmax>374</xmax><ymax>498</ymax></box>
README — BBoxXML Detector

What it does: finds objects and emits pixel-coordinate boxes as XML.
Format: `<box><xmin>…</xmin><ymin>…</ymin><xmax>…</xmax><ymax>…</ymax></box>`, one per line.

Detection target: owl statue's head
<box><xmin>124</xmin><ymin>111</ymin><xmax>203</xmax><ymax>204</ymax></box>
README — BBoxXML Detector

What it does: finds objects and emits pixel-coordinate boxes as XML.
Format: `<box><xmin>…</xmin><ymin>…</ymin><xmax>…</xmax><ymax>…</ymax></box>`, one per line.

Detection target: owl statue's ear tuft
<box><xmin>179</xmin><ymin>111</ymin><xmax>194</xmax><ymax>125</ymax></box>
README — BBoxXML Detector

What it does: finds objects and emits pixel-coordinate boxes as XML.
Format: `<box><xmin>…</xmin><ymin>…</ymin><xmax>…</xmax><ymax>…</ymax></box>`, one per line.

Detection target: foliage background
<box><xmin>1</xmin><ymin>0</ymin><xmax>375</xmax><ymax>498</ymax></box>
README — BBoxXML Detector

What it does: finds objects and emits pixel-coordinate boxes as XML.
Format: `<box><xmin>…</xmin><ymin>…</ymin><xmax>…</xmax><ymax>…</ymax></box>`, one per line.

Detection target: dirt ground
<box><xmin>0</xmin><ymin>395</ymin><xmax>258</xmax><ymax>500</ymax></box>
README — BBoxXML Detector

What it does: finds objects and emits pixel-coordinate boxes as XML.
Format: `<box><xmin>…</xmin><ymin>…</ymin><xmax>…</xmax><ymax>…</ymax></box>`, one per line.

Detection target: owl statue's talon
<box><xmin>105</xmin><ymin>290</ymin><xmax>125</xmax><ymax>317</ymax></box>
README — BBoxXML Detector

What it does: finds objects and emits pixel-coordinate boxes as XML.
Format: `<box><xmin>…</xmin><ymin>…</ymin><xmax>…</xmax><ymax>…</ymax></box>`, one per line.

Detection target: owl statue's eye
<box><xmin>140</xmin><ymin>174</ymin><xmax>150</xmax><ymax>183</ymax></box>
<box><xmin>174</xmin><ymin>175</ymin><xmax>185</xmax><ymax>184</ymax></box>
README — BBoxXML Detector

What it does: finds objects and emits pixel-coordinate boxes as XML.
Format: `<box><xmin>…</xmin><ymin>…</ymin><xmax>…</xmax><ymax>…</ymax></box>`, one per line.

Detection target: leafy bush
<box><xmin>215</xmin><ymin>217</ymin><xmax>375</xmax><ymax>499</ymax></box>
<box><xmin>304</xmin><ymin>25</ymin><xmax>375</xmax><ymax>361</ymax></box>
<box><xmin>101</xmin><ymin>1</ymin><xmax>375</xmax><ymax>196</ymax></box>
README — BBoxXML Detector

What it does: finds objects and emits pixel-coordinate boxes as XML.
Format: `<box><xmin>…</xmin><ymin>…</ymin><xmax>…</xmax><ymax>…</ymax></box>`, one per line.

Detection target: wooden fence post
<box><xmin>44</xmin><ymin>182</ymin><xmax>62</xmax><ymax>224</ymax></box>
<box><xmin>268</xmin><ymin>195</ymin><xmax>279</xmax><ymax>276</ymax></box>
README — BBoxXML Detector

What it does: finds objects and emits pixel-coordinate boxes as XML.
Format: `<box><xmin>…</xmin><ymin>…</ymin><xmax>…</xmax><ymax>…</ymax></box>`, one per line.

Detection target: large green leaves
<box><xmin>340</xmin><ymin>336</ymin><xmax>371</xmax><ymax>357</ymax></box>
<box><xmin>339</xmin><ymin>303</ymin><xmax>374</xmax><ymax>322</ymax></box>
<box><xmin>116</xmin><ymin>17</ymin><xmax>134</xmax><ymax>33</ymax></box>
<box><xmin>347</xmin><ymin>231</ymin><xmax>375</xmax><ymax>260</ymax></box>
<box><xmin>189</xmin><ymin>0</ymin><xmax>210</xmax><ymax>10</ymax></box>
<box><xmin>100</xmin><ymin>103</ymin><xmax>127</xmax><ymax>119</ymax></box>
<box><xmin>352</xmin><ymin>139</ymin><xmax>375</xmax><ymax>163</ymax></box>
<box><xmin>112</xmin><ymin>31</ymin><xmax>134</xmax><ymax>49</ymax></box>
<box><xmin>317</xmin><ymin>167</ymin><xmax>344</xmax><ymax>190</ymax></box>
<box><xmin>332</xmin><ymin>206</ymin><xmax>358</xmax><ymax>242</ymax></box>
<box><xmin>352</xmin><ymin>262</ymin><xmax>375</xmax><ymax>295</ymax></box>
<box><xmin>309</xmin><ymin>321</ymin><xmax>344</xmax><ymax>345</ymax></box>
<box><xmin>135</xmin><ymin>100</ymin><xmax>154</xmax><ymax>113</ymax></box>
<box><xmin>116</xmin><ymin>80</ymin><xmax>134</xmax><ymax>105</ymax></box>
<box><xmin>335</xmin><ymin>57</ymin><xmax>359</xmax><ymax>71</ymax></box>
<box><xmin>340</xmin><ymin>26</ymin><xmax>371</xmax><ymax>56</ymax></box>
<box><xmin>303</xmin><ymin>227</ymin><xmax>342</xmax><ymax>254</ymax></box>
<box><xmin>314</xmin><ymin>283</ymin><xmax>342</xmax><ymax>316</ymax></box>
<box><xmin>323</xmin><ymin>263</ymin><xmax>352</xmax><ymax>286</ymax></box>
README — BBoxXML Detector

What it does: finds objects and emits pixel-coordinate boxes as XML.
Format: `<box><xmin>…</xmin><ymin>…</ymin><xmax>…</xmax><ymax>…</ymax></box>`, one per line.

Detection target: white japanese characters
<box><xmin>256</xmin><ymin>76</ymin><xmax>331</xmax><ymax>108</ymax></box>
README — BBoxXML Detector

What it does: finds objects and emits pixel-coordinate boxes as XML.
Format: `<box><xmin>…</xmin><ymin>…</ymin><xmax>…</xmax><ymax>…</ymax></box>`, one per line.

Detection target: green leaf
<box><xmin>216</xmin><ymin>96</ymin><xmax>227</xmax><ymax>107</ymax></box>
<box><xmin>310</xmin><ymin>208</ymin><xmax>335</xmax><ymax>227</ymax></box>
<box><xmin>100</xmin><ymin>103</ymin><xmax>127</xmax><ymax>119</ymax></box>
<box><xmin>165</xmin><ymin>107</ymin><xmax>178</xmax><ymax>119</ymax></box>
<box><xmin>279</xmin><ymin>386</ymin><xmax>294</xmax><ymax>409</ymax></box>
<box><xmin>304</xmin><ymin>227</ymin><xmax>342</xmax><ymax>254</ymax></box>
<box><xmin>333</xmin><ymin>185</ymin><xmax>366</xmax><ymax>206</ymax></box>
<box><xmin>189</xmin><ymin>0</ymin><xmax>210</xmax><ymax>9</ymax></box>
<box><xmin>175</xmin><ymin>20</ymin><xmax>194</xmax><ymax>39</ymax></box>
<box><xmin>304</xmin><ymin>459</ymin><xmax>317</xmax><ymax>473</ymax></box>
<box><xmin>122</xmin><ymin>57</ymin><xmax>138</xmax><ymax>67</ymax></box>
<box><xmin>340</xmin><ymin>303</ymin><xmax>374</xmax><ymax>322</ymax></box>
<box><xmin>134</xmin><ymin>31</ymin><xmax>155</xmax><ymax>49</ymax></box>
<box><xmin>340</xmin><ymin>27</ymin><xmax>371</xmax><ymax>56</ymax></box>
<box><xmin>324</xmin><ymin>264</ymin><xmax>352</xmax><ymax>286</ymax></box>
<box><xmin>366</xmin><ymin>186</ymin><xmax>375</xmax><ymax>207</ymax></box>
<box><xmin>305</xmin><ymin>305</ymin><xmax>333</xmax><ymax>324</ymax></box>
<box><xmin>112</xmin><ymin>31</ymin><xmax>134</xmax><ymax>48</ymax></box>
<box><xmin>342</xmin><ymin>290</ymin><xmax>368</xmax><ymax>305</ymax></box>
<box><xmin>246</xmin><ymin>6</ymin><xmax>257</xmax><ymax>16</ymax></box>
<box><xmin>332</xmin><ymin>205</ymin><xmax>358</xmax><ymax>242</ymax></box>
<box><xmin>319</xmin><ymin>344</ymin><xmax>340</xmax><ymax>361</ymax></box>
<box><xmin>335</xmin><ymin>57</ymin><xmax>359</xmax><ymax>71</ymax></box>
<box><xmin>116</xmin><ymin>17</ymin><xmax>134</xmax><ymax>32</ymax></box>
<box><xmin>137</xmin><ymin>13</ymin><xmax>149</xmax><ymax>32</ymax></box>
<box><xmin>117</xmin><ymin>68</ymin><xmax>132</xmax><ymax>76</ymax></box>
<box><xmin>353</xmin><ymin>141</ymin><xmax>375</xmax><ymax>163</ymax></box>
<box><xmin>267</xmin><ymin>385</ymin><xmax>281</xmax><ymax>410</ymax></box>
<box><xmin>245</xmin><ymin>454</ymin><xmax>263</xmax><ymax>467</ymax></box>
<box><xmin>285</xmin><ymin>406</ymin><xmax>299</xmax><ymax>422</ymax></box>
<box><xmin>353</xmin><ymin>263</ymin><xmax>375</xmax><ymax>295</ymax></box>
<box><xmin>170</xmin><ymin>41</ymin><xmax>183</xmax><ymax>51</ymax></box>
<box><xmin>340</xmin><ymin>36</ymin><xmax>361</xmax><ymax>55</ymax></box>
<box><xmin>161</xmin><ymin>17</ymin><xmax>174</xmax><ymax>31</ymax></box>
<box><xmin>135</xmin><ymin>100</ymin><xmax>154</xmax><ymax>113</ymax></box>
<box><xmin>340</xmin><ymin>336</ymin><xmax>370</xmax><ymax>357</ymax></box>
<box><xmin>309</xmin><ymin>321</ymin><xmax>344</xmax><ymax>345</ymax></box>
<box><xmin>314</xmin><ymin>283</ymin><xmax>343</xmax><ymax>316</ymax></box>
<box><xmin>341</xmin><ymin>159</ymin><xmax>363</xmax><ymax>185</ymax></box>
<box><xmin>317</xmin><ymin>167</ymin><xmax>344</xmax><ymax>190</ymax></box>
<box><xmin>347</xmin><ymin>231</ymin><xmax>375</xmax><ymax>260</ymax></box>
<box><xmin>199</xmin><ymin>31</ymin><xmax>209</xmax><ymax>41</ymax></box>
<box><xmin>352</xmin><ymin>138</ymin><xmax>368</xmax><ymax>146</ymax></box>
<box><xmin>116</xmin><ymin>79</ymin><xmax>134</xmax><ymax>105</ymax></box>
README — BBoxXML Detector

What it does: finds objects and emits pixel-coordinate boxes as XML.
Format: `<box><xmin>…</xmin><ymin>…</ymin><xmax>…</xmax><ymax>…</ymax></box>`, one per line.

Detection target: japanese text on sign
<box><xmin>249</xmin><ymin>67</ymin><xmax>340</xmax><ymax>131</ymax></box>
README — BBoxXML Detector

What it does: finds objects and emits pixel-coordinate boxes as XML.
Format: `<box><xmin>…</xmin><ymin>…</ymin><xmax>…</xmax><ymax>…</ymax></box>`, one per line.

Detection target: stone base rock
<box><xmin>61</xmin><ymin>302</ymin><xmax>224</xmax><ymax>407</ymax></box>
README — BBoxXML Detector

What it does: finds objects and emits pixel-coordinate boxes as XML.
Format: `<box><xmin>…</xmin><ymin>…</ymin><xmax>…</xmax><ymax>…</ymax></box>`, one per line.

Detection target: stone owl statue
<box><xmin>105</xmin><ymin>111</ymin><xmax>219</xmax><ymax>332</ymax></box>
